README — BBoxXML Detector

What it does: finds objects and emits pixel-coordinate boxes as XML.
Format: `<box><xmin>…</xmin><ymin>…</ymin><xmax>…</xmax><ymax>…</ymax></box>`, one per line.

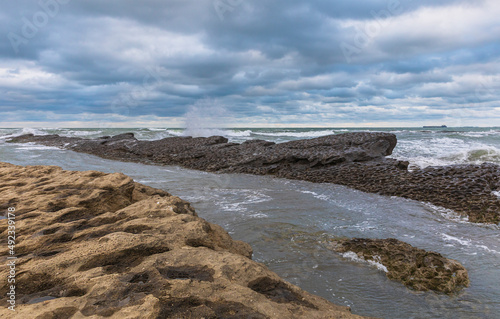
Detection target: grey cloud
<box><xmin>0</xmin><ymin>0</ymin><xmax>498</xmax><ymax>126</ymax></box>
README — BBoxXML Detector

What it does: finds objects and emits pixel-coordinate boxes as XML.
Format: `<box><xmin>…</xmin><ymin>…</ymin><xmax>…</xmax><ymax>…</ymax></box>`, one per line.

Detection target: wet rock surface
<box><xmin>0</xmin><ymin>162</ymin><xmax>368</xmax><ymax>319</ymax></box>
<box><xmin>7</xmin><ymin>132</ymin><xmax>500</xmax><ymax>223</ymax></box>
<box><xmin>327</xmin><ymin>238</ymin><xmax>470</xmax><ymax>294</ymax></box>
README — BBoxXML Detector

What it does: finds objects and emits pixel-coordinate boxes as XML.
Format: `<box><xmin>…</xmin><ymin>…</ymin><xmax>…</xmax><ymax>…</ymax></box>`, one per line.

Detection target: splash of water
<box><xmin>183</xmin><ymin>99</ymin><xmax>230</xmax><ymax>137</ymax></box>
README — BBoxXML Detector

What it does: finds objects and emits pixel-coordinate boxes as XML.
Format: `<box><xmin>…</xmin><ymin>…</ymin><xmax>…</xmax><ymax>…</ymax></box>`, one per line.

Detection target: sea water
<box><xmin>1</xmin><ymin>127</ymin><xmax>499</xmax><ymax>319</ymax></box>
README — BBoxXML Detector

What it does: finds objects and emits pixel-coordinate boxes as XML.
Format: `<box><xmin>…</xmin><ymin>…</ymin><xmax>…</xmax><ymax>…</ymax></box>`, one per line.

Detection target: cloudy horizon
<box><xmin>1</xmin><ymin>0</ymin><xmax>499</xmax><ymax>128</ymax></box>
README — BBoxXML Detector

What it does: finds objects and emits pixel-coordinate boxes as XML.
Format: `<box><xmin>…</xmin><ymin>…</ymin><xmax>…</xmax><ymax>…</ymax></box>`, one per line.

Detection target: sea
<box><xmin>1</xmin><ymin>127</ymin><xmax>499</xmax><ymax>319</ymax></box>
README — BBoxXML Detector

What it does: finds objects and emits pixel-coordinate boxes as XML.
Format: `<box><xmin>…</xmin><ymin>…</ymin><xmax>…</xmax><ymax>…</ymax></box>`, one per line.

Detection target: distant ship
<box><xmin>423</xmin><ymin>125</ymin><xmax>447</xmax><ymax>128</ymax></box>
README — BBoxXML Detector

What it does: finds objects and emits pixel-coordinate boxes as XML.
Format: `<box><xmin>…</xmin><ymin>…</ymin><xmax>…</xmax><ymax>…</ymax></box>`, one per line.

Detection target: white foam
<box><xmin>216</xmin><ymin>189</ymin><xmax>272</xmax><ymax>213</ymax></box>
<box><xmin>0</xmin><ymin>127</ymin><xmax>49</xmax><ymax>140</ymax></box>
<box><xmin>341</xmin><ymin>251</ymin><xmax>388</xmax><ymax>273</ymax></box>
<box><xmin>184</xmin><ymin>128</ymin><xmax>253</xmax><ymax>138</ymax></box>
<box><xmin>18</xmin><ymin>127</ymin><xmax>49</xmax><ymax>136</ymax></box>
<box><xmin>255</xmin><ymin>130</ymin><xmax>335</xmax><ymax>138</ymax></box>
<box><xmin>458</xmin><ymin>130</ymin><xmax>500</xmax><ymax>138</ymax></box>
<box><xmin>442</xmin><ymin>234</ymin><xmax>500</xmax><ymax>255</ymax></box>
<box><xmin>226</xmin><ymin>130</ymin><xmax>252</xmax><ymax>137</ymax></box>
<box><xmin>492</xmin><ymin>191</ymin><xmax>500</xmax><ymax>198</ymax></box>
<box><xmin>135</xmin><ymin>179</ymin><xmax>161</xmax><ymax>184</ymax></box>
<box><xmin>152</xmin><ymin>128</ymin><xmax>253</xmax><ymax>139</ymax></box>
<box><xmin>64</xmin><ymin>130</ymin><xmax>102</xmax><ymax>137</ymax></box>
<box><xmin>165</xmin><ymin>130</ymin><xmax>184</xmax><ymax>136</ymax></box>
<box><xmin>221</xmin><ymin>203</ymin><xmax>248</xmax><ymax>212</ymax></box>
<box><xmin>300</xmin><ymin>190</ymin><xmax>330</xmax><ymax>201</ymax></box>
<box><xmin>147</xmin><ymin>128</ymin><xmax>167</xmax><ymax>131</ymax></box>
<box><xmin>248</xmin><ymin>212</ymin><xmax>269</xmax><ymax>218</ymax></box>
<box><xmin>138</xmin><ymin>129</ymin><xmax>185</xmax><ymax>141</ymax></box>
<box><xmin>15</xmin><ymin>143</ymin><xmax>61</xmax><ymax>151</ymax></box>
<box><xmin>424</xmin><ymin>203</ymin><xmax>469</xmax><ymax>223</ymax></box>
<box><xmin>475</xmin><ymin>245</ymin><xmax>500</xmax><ymax>255</ymax></box>
<box><xmin>392</xmin><ymin>137</ymin><xmax>500</xmax><ymax>168</ymax></box>
<box><xmin>441</xmin><ymin>233</ymin><xmax>471</xmax><ymax>246</ymax></box>
<box><xmin>184</xmin><ymin>128</ymin><xmax>226</xmax><ymax>137</ymax></box>
<box><xmin>300</xmin><ymin>190</ymin><xmax>319</xmax><ymax>196</ymax></box>
<box><xmin>244</xmin><ymin>193</ymin><xmax>272</xmax><ymax>204</ymax></box>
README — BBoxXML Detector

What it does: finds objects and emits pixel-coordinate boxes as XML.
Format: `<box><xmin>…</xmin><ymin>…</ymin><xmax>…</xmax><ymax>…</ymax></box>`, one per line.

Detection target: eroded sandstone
<box><xmin>327</xmin><ymin>238</ymin><xmax>469</xmax><ymax>294</ymax></box>
<box><xmin>0</xmin><ymin>162</ymin><xmax>369</xmax><ymax>319</ymax></box>
<box><xmin>7</xmin><ymin>132</ymin><xmax>500</xmax><ymax>224</ymax></box>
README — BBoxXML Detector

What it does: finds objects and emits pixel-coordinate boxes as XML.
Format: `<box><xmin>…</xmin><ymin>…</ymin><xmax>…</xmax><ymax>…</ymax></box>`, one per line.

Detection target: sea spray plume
<box><xmin>183</xmin><ymin>99</ymin><xmax>231</xmax><ymax>137</ymax></box>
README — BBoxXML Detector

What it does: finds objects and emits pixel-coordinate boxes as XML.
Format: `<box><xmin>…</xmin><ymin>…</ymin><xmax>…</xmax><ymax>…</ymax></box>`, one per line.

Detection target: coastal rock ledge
<box><xmin>0</xmin><ymin>162</ymin><xmax>370</xmax><ymax>319</ymax></box>
<box><xmin>7</xmin><ymin>132</ymin><xmax>500</xmax><ymax>224</ymax></box>
<box><xmin>327</xmin><ymin>238</ymin><xmax>469</xmax><ymax>294</ymax></box>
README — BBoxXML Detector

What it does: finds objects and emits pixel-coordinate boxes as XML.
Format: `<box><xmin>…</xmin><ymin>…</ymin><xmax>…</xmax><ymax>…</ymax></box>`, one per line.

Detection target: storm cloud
<box><xmin>1</xmin><ymin>0</ymin><xmax>499</xmax><ymax>127</ymax></box>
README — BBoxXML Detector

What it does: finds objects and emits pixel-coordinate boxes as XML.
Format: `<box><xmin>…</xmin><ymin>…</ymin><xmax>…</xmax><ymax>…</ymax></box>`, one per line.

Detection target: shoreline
<box><xmin>0</xmin><ymin>162</ymin><xmax>472</xmax><ymax>318</ymax></box>
<box><xmin>7</xmin><ymin>132</ymin><xmax>500</xmax><ymax>224</ymax></box>
<box><xmin>0</xmin><ymin>162</ymin><xmax>371</xmax><ymax>318</ymax></box>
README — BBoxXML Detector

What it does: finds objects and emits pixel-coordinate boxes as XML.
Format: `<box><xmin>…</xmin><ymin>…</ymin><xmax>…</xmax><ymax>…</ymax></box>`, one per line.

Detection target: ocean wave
<box><xmin>393</xmin><ymin>136</ymin><xmax>500</xmax><ymax>168</ymax></box>
<box><xmin>151</xmin><ymin>130</ymin><xmax>182</xmax><ymax>139</ymax></box>
<box><xmin>63</xmin><ymin>130</ymin><xmax>103</xmax><ymax>137</ymax></box>
<box><xmin>168</xmin><ymin>128</ymin><xmax>253</xmax><ymax>138</ymax></box>
<box><xmin>147</xmin><ymin>128</ymin><xmax>168</xmax><ymax>131</ymax></box>
<box><xmin>460</xmin><ymin>148</ymin><xmax>500</xmax><ymax>162</ymax></box>
<box><xmin>0</xmin><ymin>128</ymin><xmax>50</xmax><ymax>141</ymax></box>
<box><xmin>224</xmin><ymin>130</ymin><xmax>253</xmax><ymax>137</ymax></box>
<box><xmin>457</xmin><ymin>130</ymin><xmax>500</xmax><ymax>138</ymax></box>
<box><xmin>133</xmin><ymin>129</ymin><xmax>182</xmax><ymax>141</ymax></box>
<box><xmin>253</xmin><ymin>130</ymin><xmax>336</xmax><ymax>138</ymax></box>
<box><xmin>23</xmin><ymin>127</ymin><xmax>49</xmax><ymax>136</ymax></box>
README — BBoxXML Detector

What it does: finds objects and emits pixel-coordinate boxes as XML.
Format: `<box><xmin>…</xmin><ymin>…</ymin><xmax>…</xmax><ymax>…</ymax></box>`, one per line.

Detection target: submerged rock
<box><xmin>327</xmin><ymin>238</ymin><xmax>469</xmax><ymax>294</ymax></box>
<box><xmin>0</xmin><ymin>162</ymin><xmax>369</xmax><ymax>319</ymax></box>
<box><xmin>7</xmin><ymin>132</ymin><xmax>500</xmax><ymax>223</ymax></box>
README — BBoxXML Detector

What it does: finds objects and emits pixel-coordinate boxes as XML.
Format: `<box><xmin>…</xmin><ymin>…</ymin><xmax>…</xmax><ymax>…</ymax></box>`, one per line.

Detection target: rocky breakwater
<box><xmin>0</xmin><ymin>162</ymin><xmax>368</xmax><ymax>319</ymax></box>
<box><xmin>327</xmin><ymin>238</ymin><xmax>469</xmax><ymax>294</ymax></box>
<box><xmin>7</xmin><ymin>132</ymin><xmax>500</xmax><ymax>223</ymax></box>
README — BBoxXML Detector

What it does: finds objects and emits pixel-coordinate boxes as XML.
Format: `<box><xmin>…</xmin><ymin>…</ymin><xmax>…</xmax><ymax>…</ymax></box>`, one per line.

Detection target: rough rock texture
<box><xmin>327</xmin><ymin>238</ymin><xmax>469</xmax><ymax>294</ymax></box>
<box><xmin>7</xmin><ymin>132</ymin><xmax>500</xmax><ymax>224</ymax></box>
<box><xmin>0</xmin><ymin>162</ymin><xmax>369</xmax><ymax>319</ymax></box>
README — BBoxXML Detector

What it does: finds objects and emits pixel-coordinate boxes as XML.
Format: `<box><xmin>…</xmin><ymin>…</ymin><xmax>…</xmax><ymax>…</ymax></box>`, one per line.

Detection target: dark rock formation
<box><xmin>0</xmin><ymin>162</ymin><xmax>369</xmax><ymax>319</ymax></box>
<box><xmin>7</xmin><ymin>132</ymin><xmax>500</xmax><ymax>223</ymax></box>
<box><xmin>327</xmin><ymin>238</ymin><xmax>469</xmax><ymax>294</ymax></box>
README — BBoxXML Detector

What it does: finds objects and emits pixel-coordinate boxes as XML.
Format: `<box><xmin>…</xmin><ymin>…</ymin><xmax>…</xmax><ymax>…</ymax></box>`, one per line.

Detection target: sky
<box><xmin>1</xmin><ymin>0</ymin><xmax>499</xmax><ymax>128</ymax></box>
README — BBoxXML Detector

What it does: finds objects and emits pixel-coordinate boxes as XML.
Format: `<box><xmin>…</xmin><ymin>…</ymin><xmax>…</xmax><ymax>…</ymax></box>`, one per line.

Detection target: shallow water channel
<box><xmin>2</xmin><ymin>142</ymin><xmax>499</xmax><ymax>319</ymax></box>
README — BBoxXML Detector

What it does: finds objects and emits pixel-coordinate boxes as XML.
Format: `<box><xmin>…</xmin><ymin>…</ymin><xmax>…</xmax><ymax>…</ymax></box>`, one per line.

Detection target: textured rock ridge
<box><xmin>7</xmin><ymin>132</ymin><xmax>500</xmax><ymax>223</ymax></box>
<box><xmin>0</xmin><ymin>162</ymin><xmax>369</xmax><ymax>319</ymax></box>
<box><xmin>327</xmin><ymin>238</ymin><xmax>469</xmax><ymax>294</ymax></box>
<box><xmin>6</xmin><ymin>132</ymin><xmax>397</xmax><ymax>172</ymax></box>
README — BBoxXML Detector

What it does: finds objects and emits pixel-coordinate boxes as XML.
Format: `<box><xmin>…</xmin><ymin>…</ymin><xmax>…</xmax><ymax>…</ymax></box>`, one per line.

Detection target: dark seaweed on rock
<box><xmin>329</xmin><ymin>238</ymin><xmax>470</xmax><ymax>294</ymax></box>
<box><xmin>8</xmin><ymin>132</ymin><xmax>500</xmax><ymax>223</ymax></box>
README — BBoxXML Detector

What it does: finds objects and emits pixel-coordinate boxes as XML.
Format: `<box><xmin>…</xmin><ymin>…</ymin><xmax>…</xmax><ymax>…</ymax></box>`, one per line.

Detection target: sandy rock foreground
<box><xmin>0</xmin><ymin>162</ymin><xmax>371</xmax><ymax>319</ymax></box>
